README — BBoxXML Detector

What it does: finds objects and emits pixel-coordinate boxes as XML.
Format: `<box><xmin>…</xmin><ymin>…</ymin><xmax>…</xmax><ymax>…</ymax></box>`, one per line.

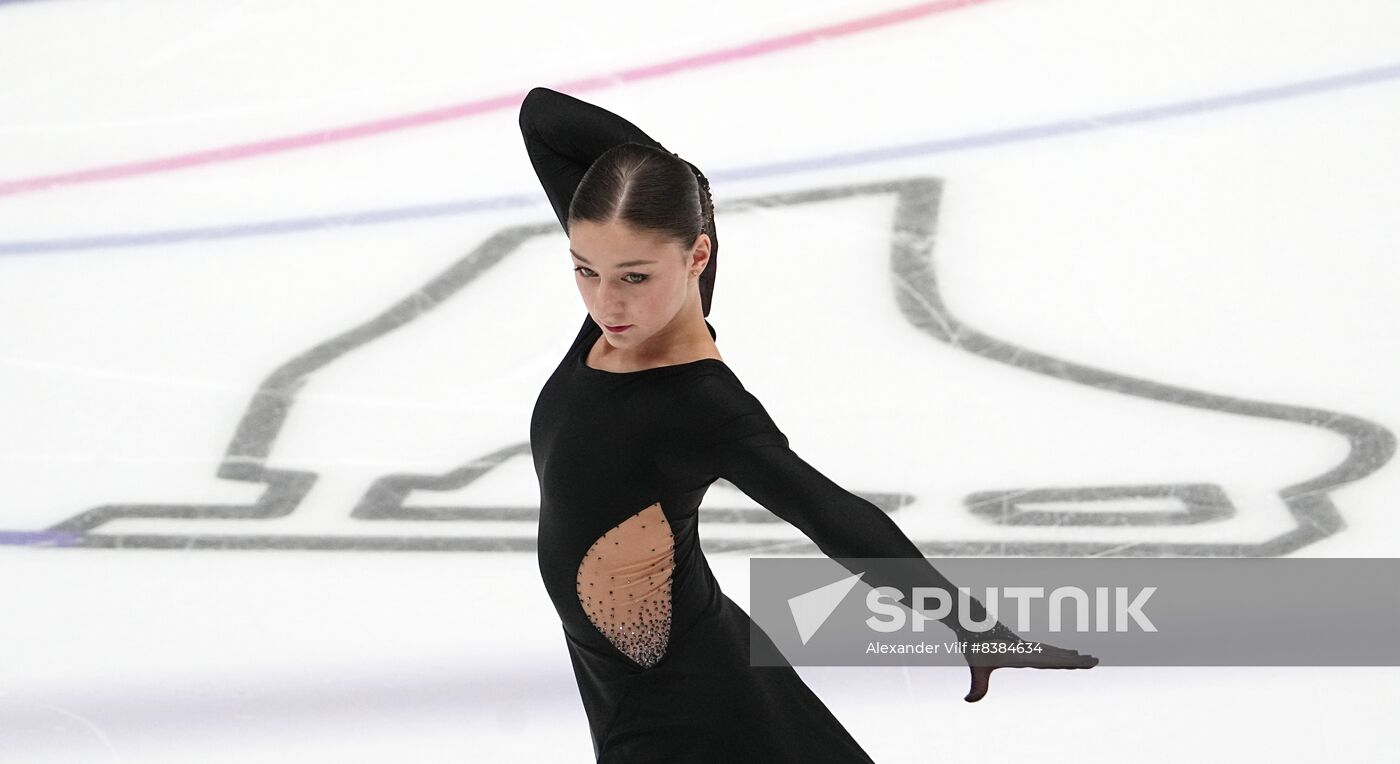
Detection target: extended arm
<box><xmin>664</xmin><ymin>372</ymin><xmax>998</xmax><ymax>641</ymax></box>
<box><xmin>665</xmin><ymin>371</ymin><xmax>1098</xmax><ymax>701</ymax></box>
<box><xmin>517</xmin><ymin>86</ymin><xmax>669</xmax><ymax>232</ymax></box>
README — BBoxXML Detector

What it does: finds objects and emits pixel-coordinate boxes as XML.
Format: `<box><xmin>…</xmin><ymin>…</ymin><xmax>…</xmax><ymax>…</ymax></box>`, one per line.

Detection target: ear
<box><xmin>689</xmin><ymin>234</ymin><xmax>712</xmax><ymax>273</ymax></box>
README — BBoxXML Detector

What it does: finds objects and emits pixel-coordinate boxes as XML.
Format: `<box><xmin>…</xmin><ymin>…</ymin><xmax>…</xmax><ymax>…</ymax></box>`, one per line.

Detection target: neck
<box><xmin>599</xmin><ymin>303</ymin><xmax>716</xmax><ymax>367</ymax></box>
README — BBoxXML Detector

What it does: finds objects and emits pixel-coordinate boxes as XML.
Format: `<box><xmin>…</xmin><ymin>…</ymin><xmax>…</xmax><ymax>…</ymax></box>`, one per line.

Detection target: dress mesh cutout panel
<box><xmin>575</xmin><ymin>501</ymin><xmax>675</xmax><ymax>668</ymax></box>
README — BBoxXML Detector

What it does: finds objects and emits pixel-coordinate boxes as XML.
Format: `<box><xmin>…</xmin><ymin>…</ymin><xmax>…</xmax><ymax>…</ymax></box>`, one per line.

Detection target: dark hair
<box><xmin>568</xmin><ymin>143</ymin><xmax>718</xmax><ymax>317</ymax></box>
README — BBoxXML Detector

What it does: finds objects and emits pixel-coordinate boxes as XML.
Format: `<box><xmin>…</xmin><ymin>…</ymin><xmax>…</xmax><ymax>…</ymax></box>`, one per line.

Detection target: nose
<box><xmin>594</xmin><ymin>281</ymin><xmax>627</xmax><ymax>317</ymax></box>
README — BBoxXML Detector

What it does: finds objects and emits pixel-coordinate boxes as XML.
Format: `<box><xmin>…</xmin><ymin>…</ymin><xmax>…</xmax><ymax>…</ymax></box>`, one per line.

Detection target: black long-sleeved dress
<box><xmin>520</xmin><ymin>86</ymin><xmax>994</xmax><ymax>762</ymax></box>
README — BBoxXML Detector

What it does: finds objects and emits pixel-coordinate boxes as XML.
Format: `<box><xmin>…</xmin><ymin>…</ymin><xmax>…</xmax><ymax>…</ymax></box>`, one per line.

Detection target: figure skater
<box><xmin>520</xmin><ymin>85</ymin><xmax>1097</xmax><ymax>762</ymax></box>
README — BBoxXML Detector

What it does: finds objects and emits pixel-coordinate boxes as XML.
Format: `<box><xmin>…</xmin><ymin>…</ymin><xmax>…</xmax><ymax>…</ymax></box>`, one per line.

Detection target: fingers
<box><xmin>963</xmin><ymin>656</ymin><xmax>1099</xmax><ymax>702</ymax></box>
<box><xmin>962</xmin><ymin>644</ymin><xmax>1099</xmax><ymax>702</ymax></box>
<box><xmin>1009</xmin><ymin>642</ymin><xmax>1100</xmax><ymax>669</ymax></box>
<box><xmin>965</xmin><ymin>666</ymin><xmax>994</xmax><ymax>703</ymax></box>
<box><xmin>1043</xmin><ymin>644</ymin><xmax>1099</xmax><ymax>668</ymax></box>
<box><xmin>1018</xmin><ymin>650</ymin><xmax>1098</xmax><ymax>669</ymax></box>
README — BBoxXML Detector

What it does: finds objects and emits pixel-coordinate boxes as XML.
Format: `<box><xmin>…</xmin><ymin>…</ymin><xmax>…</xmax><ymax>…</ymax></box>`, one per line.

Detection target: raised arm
<box><xmin>517</xmin><ymin>86</ymin><xmax>668</xmax><ymax>232</ymax></box>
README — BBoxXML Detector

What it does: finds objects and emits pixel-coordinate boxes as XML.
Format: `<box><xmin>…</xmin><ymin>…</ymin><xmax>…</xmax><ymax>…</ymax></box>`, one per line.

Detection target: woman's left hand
<box><xmin>963</xmin><ymin>637</ymin><xmax>1099</xmax><ymax>702</ymax></box>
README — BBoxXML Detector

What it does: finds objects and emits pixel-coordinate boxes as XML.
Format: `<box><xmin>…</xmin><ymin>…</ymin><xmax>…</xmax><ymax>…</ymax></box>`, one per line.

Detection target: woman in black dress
<box><xmin>520</xmin><ymin>86</ymin><xmax>1096</xmax><ymax>762</ymax></box>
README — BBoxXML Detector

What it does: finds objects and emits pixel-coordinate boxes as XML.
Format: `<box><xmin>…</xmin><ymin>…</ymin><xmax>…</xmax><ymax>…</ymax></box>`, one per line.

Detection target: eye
<box><xmin>573</xmin><ymin>266</ymin><xmax>649</xmax><ymax>285</ymax></box>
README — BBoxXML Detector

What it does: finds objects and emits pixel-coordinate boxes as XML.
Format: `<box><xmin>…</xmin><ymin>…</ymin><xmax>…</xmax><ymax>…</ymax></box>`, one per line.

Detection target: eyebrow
<box><xmin>569</xmin><ymin>249</ymin><xmax>657</xmax><ymax>268</ymax></box>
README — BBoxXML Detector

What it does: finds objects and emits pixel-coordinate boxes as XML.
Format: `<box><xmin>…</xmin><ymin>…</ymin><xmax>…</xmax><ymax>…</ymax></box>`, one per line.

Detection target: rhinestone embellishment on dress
<box><xmin>576</xmin><ymin>501</ymin><xmax>675</xmax><ymax>668</ymax></box>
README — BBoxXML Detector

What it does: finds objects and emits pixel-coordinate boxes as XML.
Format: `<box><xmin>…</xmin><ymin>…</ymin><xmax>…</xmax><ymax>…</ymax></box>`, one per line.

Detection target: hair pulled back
<box><xmin>567</xmin><ymin>143</ymin><xmax>718</xmax><ymax>317</ymax></box>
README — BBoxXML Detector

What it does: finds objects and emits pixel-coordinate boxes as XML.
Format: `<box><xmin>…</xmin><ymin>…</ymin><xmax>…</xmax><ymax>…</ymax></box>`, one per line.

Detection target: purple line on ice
<box><xmin>0</xmin><ymin>531</ymin><xmax>83</xmax><ymax>546</ymax></box>
<box><xmin>1</xmin><ymin>60</ymin><xmax>1398</xmax><ymax>257</ymax></box>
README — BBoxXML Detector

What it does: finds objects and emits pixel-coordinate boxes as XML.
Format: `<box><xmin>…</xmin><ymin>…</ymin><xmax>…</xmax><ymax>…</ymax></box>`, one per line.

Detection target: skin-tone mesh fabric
<box><xmin>575</xmin><ymin>501</ymin><xmax>675</xmax><ymax>668</ymax></box>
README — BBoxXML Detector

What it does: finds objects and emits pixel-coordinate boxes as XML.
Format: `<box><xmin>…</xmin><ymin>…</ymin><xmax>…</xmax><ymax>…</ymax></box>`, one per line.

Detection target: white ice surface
<box><xmin>2</xmin><ymin>0</ymin><xmax>1398</xmax><ymax>761</ymax></box>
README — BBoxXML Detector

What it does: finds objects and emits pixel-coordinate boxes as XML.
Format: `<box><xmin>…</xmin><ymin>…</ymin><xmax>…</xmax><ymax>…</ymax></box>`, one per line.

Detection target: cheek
<box><xmin>663</xmin><ymin>268</ymin><xmax>690</xmax><ymax>295</ymax></box>
<box><xmin>653</xmin><ymin>274</ymin><xmax>687</xmax><ymax>305</ymax></box>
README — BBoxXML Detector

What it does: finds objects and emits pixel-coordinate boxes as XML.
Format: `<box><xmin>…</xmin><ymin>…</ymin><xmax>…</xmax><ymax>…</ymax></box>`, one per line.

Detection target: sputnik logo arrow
<box><xmin>787</xmin><ymin>572</ymin><xmax>866</xmax><ymax>645</ymax></box>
